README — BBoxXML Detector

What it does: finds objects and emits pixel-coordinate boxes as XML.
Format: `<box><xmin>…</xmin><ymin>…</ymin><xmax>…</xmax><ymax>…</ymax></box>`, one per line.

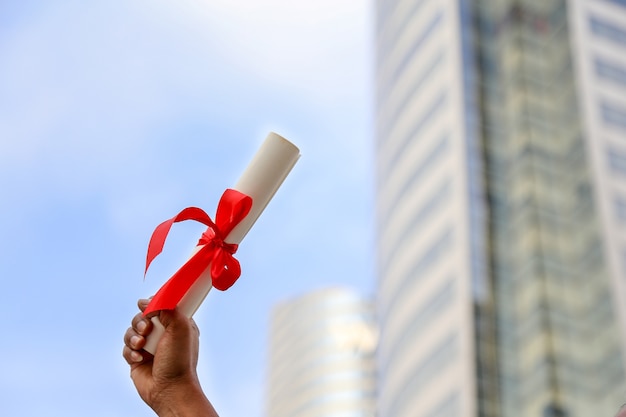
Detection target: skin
<box><xmin>617</xmin><ymin>406</ymin><xmax>626</xmax><ymax>417</ymax></box>
<box><xmin>122</xmin><ymin>299</ymin><xmax>219</xmax><ymax>417</ymax></box>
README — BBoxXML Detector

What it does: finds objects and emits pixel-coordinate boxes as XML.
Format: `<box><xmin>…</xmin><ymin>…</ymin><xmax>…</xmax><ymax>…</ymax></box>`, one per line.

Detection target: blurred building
<box><xmin>266</xmin><ymin>288</ymin><xmax>377</xmax><ymax>417</ymax></box>
<box><xmin>375</xmin><ymin>1</ymin><xmax>626</xmax><ymax>417</ymax></box>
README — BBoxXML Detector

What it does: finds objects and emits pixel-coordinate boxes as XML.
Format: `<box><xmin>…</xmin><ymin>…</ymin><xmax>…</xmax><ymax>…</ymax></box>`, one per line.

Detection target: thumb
<box><xmin>158</xmin><ymin>308</ymin><xmax>187</xmax><ymax>332</ymax></box>
<box><xmin>157</xmin><ymin>308</ymin><xmax>196</xmax><ymax>350</ymax></box>
<box><xmin>152</xmin><ymin>308</ymin><xmax>197</xmax><ymax>379</ymax></box>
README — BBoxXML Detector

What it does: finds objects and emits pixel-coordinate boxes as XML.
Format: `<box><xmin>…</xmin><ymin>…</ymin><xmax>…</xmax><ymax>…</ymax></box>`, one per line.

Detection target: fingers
<box><xmin>139</xmin><ymin>297</ymin><xmax>161</xmax><ymax>320</ymax></box>
<box><xmin>122</xmin><ymin>344</ymin><xmax>150</xmax><ymax>365</ymax></box>
<box><xmin>122</xmin><ymin>301</ymin><xmax>155</xmax><ymax>365</ymax></box>
<box><xmin>137</xmin><ymin>298</ymin><xmax>151</xmax><ymax>312</ymax></box>
<box><xmin>132</xmin><ymin>312</ymin><xmax>153</xmax><ymax>336</ymax></box>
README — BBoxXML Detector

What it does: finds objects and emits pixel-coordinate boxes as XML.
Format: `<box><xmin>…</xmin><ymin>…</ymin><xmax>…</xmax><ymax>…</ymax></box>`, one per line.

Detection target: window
<box><xmin>602</xmin><ymin>0</ymin><xmax>626</xmax><ymax>9</ymax></box>
<box><xmin>379</xmin><ymin>51</ymin><xmax>444</xmax><ymax>138</ymax></box>
<box><xmin>602</xmin><ymin>101</ymin><xmax>626</xmax><ymax>130</ymax></box>
<box><xmin>609</xmin><ymin>148</ymin><xmax>626</xmax><ymax>174</ymax></box>
<box><xmin>383</xmin><ymin>276</ymin><xmax>456</xmax><ymax>376</ymax></box>
<box><xmin>590</xmin><ymin>16</ymin><xmax>626</xmax><ymax>47</ymax></box>
<box><xmin>381</xmin><ymin>92</ymin><xmax>447</xmax><ymax>179</ymax></box>
<box><xmin>615</xmin><ymin>196</ymin><xmax>626</xmax><ymax>222</ymax></box>
<box><xmin>425</xmin><ymin>391</ymin><xmax>460</xmax><ymax>417</ymax></box>
<box><xmin>381</xmin><ymin>227</ymin><xmax>453</xmax><ymax>318</ymax></box>
<box><xmin>388</xmin><ymin>333</ymin><xmax>459</xmax><ymax>417</ymax></box>
<box><xmin>382</xmin><ymin>177</ymin><xmax>451</xmax><ymax>271</ymax></box>
<box><xmin>379</xmin><ymin>10</ymin><xmax>444</xmax><ymax>99</ymax></box>
<box><xmin>381</xmin><ymin>134</ymin><xmax>449</xmax><ymax>233</ymax></box>
<box><xmin>595</xmin><ymin>58</ymin><xmax>626</xmax><ymax>87</ymax></box>
<box><xmin>379</xmin><ymin>0</ymin><xmax>433</xmax><ymax>54</ymax></box>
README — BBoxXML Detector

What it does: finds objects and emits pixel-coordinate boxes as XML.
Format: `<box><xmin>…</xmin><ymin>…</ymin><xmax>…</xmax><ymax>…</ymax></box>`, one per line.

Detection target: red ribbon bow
<box><xmin>143</xmin><ymin>189</ymin><xmax>253</xmax><ymax>316</ymax></box>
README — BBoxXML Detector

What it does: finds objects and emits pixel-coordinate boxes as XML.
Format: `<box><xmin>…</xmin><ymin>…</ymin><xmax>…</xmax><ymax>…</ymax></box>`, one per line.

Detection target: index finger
<box><xmin>137</xmin><ymin>298</ymin><xmax>152</xmax><ymax>312</ymax></box>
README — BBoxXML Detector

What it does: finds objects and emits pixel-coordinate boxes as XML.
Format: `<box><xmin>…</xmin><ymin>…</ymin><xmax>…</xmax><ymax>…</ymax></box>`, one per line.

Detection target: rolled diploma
<box><xmin>143</xmin><ymin>132</ymin><xmax>300</xmax><ymax>354</ymax></box>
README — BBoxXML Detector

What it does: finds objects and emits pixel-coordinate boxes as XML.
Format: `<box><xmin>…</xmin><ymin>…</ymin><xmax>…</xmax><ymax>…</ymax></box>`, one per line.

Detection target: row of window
<box><xmin>268</xmin><ymin>347</ymin><xmax>376</xmax><ymax>403</ymax></box>
<box><xmin>498</xmin><ymin>340</ymin><xmax>624</xmax><ymax>406</ymax></box>
<box><xmin>475</xmin><ymin>2</ymin><xmax>567</xmax><ymax>38</ymax></box>
<box><xmin>380</xmin><ymin>275</ymin><xmax>455</xmax><ymax>375</ymax></box>
<box><xmin>423</xmin><ymin>390</ymin><xmax>460</xmax><ymax>417</ymax></box>
<box><xmin>590</xmin><ymin>15</ymin><xmax>626</xmax><ymax>47</ymax></box>
<box><xmin>378</xmin><ymin>10</ymin><xmax>443</xmax><ymax>104</ymax></box>
<box><xmin>378</xmin><ymin>132</ymin><xmax>449</xmax><ymax>240</ymax></box>
<box><xmin>276</xmin><ymin>367</ymin><xmax>377</xmax><ymax>409</ymax></box>
<box><xmin>378</xmin><ymin>50</ymin><xmax>444</xmax><ymax>140</ymax></box>
<box><xmin>270</xmin><ymin>311</ymin><xmax>376</xmax><ymax>375</ymax></box>
<box><xmin>284</xmin><ymin>388</ymin><xmax>376</xmax><ymax>417</ymax></box>
<box><xmin>375</xmin><ymin>0</ymin><xmax>402</xmax><ymax>35</ymax></box>
<box><xmin>377</xmin><ymin>0</ymin><xmax>432</xmax><ymax>58</ymax></box>
<box><xmin>601</xmin><ymin>100</ymin><xmax>626</xmax><ymax>130</ymax></box>
<box><xmin>595</xmin><ymin>57</ymin><xmax>626</xmax><ymax>88</ymax></box>
<box><xmin>380</xmin><ymin>176</ymin><xmax>451</xmax><ymax>274</ymax></box>
<box><xmin>615</xmin><ymin>196</ymin><xmax>626</xmax><ymax>222</ymax></box>
<box><xmin>271</xmin><ymin>300</ymin><xmax>374</xmax><ymax>347</ymax></box>
<box><xmin>385</xmin><ymin>333</ymin><xmax>459</xmax><ymax>417</ymax></box>
<box><xmin>379</xmin><ymin>92</ymin><xmax>447</xmax><ymax>180</ymax></box>
<box><xmin>602</xmin><ymin>0</ymin><xmax>626</xmax><ymax>10</ymax></box>
<box><xmin>608</xmin><ymin>147</ymin><xmax>626</xmax><ymax>175</ymax></box>
<box><xmin>379</xmin><ymin>227</ymin><xmax>453</xmax><ymax>320</ymax></box>
<box><xmin>496</xmin><ymin>282</ymin><xmax>614</xmax><ymax>350</ymax></box>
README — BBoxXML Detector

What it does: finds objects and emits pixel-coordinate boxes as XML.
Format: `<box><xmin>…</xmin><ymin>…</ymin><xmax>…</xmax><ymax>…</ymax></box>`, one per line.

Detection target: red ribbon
<box><xmin>143</xmin><ymin>189</ymin><xmax>253</xmax><ymax>316</ymax></box>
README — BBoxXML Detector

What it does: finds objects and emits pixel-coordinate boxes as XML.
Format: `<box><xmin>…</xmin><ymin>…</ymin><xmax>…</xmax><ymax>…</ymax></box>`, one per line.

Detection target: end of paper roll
<box><xmin>143</xmin><ymin>317</ymin><xmax>165</xmax><ymax>355</ymax></box>
<box><xmin>228</xmin><ymin>132</ymin><xmax>301</xmax><ymax>244</ymax></box>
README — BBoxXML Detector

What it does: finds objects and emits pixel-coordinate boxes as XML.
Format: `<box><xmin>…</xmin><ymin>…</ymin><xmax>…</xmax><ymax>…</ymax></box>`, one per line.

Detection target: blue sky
<box><xmin>0</xmin><ymin>1</ymin><xmax>374</xmax><ymax>416</ymax></box>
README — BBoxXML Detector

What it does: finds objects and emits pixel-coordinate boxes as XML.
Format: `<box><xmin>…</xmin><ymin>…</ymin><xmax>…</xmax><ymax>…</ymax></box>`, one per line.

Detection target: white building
<box><xmin>570</xmin><ymin>0</ymin><xmax>626</xmax><ymax>358</ymax></box>
<box><xmin>266</xmin><ymin>288</ymin><xmax>377</xmax><ymax>417</ymax></box>
<box><xmin>375</xmin><ymin>1</ymin><xmax>626</xmax><ymax>416</ymax></box>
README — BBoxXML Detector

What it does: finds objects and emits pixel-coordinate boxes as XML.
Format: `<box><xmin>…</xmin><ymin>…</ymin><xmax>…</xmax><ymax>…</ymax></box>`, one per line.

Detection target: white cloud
<box><xmin>0</xmin><ymin>0</ymin><xmax>372</xmax><ymax>198</ymax></box>
<box><xmin>144</xmin><ymin>0</ymin><xmax>373</xmax><ymax>103</ymax></box>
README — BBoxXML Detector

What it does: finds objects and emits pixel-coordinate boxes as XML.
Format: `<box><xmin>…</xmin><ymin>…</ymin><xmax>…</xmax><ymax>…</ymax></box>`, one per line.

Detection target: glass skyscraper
<box><xmin>266</xmin><ymin>288</ymin><xmax>377</xmax><ymax>417</ymax></box>
<box><xmin>375</xmin><ymin>1</ymin><xmax>626</xmax><ymax>417</ymax></box>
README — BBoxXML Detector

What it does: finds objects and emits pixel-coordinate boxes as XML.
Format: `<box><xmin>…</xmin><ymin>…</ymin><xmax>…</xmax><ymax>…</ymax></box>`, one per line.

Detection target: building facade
<box><xmin>266</xmin><ymin>288</ymin><xmax>377</xmax><ymax>417</ymax></box>
<box><xmin>375</xmin><ymin>1</ymin><xmax>626</xmax><ymax>417</ymax></box>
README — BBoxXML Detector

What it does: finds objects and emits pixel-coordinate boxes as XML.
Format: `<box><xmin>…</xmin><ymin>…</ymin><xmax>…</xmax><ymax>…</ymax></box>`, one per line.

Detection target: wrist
<box><xmin>152</xmin><ymin>380</ymin><xmax>218</xmax><ymax>417</ymax></box>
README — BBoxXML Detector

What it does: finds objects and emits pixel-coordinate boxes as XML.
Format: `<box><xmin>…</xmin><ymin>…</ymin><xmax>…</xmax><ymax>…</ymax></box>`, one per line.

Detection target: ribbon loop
<box><xmin>143</xmin><ymin>189</ymin><xmax>252</xmax><ymax>316</ymax></box>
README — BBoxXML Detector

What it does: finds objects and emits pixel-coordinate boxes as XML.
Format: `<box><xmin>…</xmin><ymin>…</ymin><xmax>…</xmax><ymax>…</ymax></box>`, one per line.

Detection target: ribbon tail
<box><xmin>143</xmin><ymin>246</ymin><xmax>214</xmax><ymax>315</ymax></box>
<box><xmin>145</xmin><ymin>218</ymin><xmax>176</xmax><ymax>276</ymax></box>
<box><xmin>145</xmin><ymin>207</ymin><xmax>216</xmax><ymax>276</ymax></box>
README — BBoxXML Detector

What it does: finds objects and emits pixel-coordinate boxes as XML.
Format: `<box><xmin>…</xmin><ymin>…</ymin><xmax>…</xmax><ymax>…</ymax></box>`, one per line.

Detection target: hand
<box><xmin>122</xmin><ymin>299</ymin><xmax>218</xmax><ymax>417</ymax></box>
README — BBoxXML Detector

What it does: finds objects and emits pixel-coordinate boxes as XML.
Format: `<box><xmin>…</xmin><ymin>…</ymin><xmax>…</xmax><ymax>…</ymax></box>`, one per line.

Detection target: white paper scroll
<box><xmin>143</xmin><ymin>132</ymin><xmax>300</xmax><ymax>354</ymax></box>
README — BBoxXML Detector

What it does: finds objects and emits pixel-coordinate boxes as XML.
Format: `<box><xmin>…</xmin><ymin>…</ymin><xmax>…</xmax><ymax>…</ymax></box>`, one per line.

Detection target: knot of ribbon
<box><xmin>143</xmin><ymin>189</ymin><xmax>253</xmax><ymax>316</ymax></box>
